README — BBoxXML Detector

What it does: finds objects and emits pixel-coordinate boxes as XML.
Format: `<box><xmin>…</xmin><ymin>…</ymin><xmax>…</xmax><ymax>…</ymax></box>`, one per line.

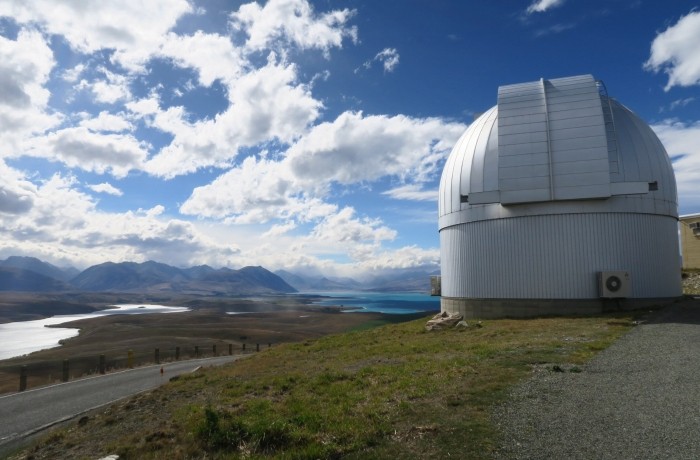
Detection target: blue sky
<box><xmin>0</xmin><ymin>0</ymin><xmax>699</xmax><ymax>277</ymax></box>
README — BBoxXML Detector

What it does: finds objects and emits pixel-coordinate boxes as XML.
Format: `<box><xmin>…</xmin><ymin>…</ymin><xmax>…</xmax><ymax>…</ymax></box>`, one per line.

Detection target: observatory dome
<box><xmin>438</xmin><ymin>74</ymin><xmax>681</xmax><ymax>318</ymax></box>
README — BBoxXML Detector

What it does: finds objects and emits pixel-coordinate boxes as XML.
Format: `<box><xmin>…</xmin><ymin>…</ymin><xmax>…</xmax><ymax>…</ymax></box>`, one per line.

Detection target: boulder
<box><xmin>425</xmin><ymin>311</ymin><xmax>464</xmax><ymax>331</ymax></box>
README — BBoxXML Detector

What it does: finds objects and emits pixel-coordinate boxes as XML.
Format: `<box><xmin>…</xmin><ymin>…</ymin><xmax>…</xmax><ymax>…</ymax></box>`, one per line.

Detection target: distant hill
<box><xmin>72</xmin><ymin>261</ymin><xmax>296</xmax><ymax>294</ymax></box>
<box><xmin>275</xmin><ymin>269</ymin><xmax>436</xmax><ymax>293</ymax></box>
<box><xmin>0</xmin><ymin>256</ymin><xmax>76</xmax><ymax>282</ymax></box>
<box><xmin>0</xmin><ymin>266</ymin><xmax>71</xmax><ymax>292</ymax></box>
<box><xmin>364</xmin><ymin>270</ymin><xmax>437</xmax><ymax>293</ymax></box>
<box><xmin>275</xmin><ymin>270</ymin><xmax>362</xmax><ymax>291</ymax></box>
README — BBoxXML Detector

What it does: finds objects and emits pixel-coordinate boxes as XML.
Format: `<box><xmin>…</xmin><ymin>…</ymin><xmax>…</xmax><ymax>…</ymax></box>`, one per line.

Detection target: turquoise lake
<box><xmin>306</xmin><ymin>291</ymin><xmax>440</xmax><ymax>314</ymax></box>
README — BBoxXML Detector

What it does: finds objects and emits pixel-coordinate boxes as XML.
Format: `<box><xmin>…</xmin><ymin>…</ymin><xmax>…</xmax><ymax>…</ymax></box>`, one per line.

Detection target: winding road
<box><xmin>0</xmin><ymin>355</ymin><xmax>242</xmax><ymax>454</ymax></box>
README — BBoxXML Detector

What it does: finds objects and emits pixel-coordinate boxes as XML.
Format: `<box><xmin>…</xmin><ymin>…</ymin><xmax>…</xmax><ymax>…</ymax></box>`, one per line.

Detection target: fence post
<box><xmin>213</xmin><ymin>344</ymin><xmax>217</xmax><ymax>356</ymax></box>
<box><xmin>195</xmin><ymin>346</ymin><xmax>199</xmax><ymax>358</ymax></box>
<box><xmin>175</xmin><ymin>346</ymin><xmax>180</xmax><ymax>360</ymax></box>
<box><xmin>256</xmin><ymin>343</ymin><xmax>259</xmax><ymax>352</ymax></box>
<box><xmin>62</xmin><ymin>359</ymin><xmax>69</xmax><ymax>382</ymax></box>
<box><xmin>99</xmin><ymin>354</ymin><xmax>106</xmax><ymax>375</ymax></box>
<box><xmin>155</xmin><ymin>348</ymin><xmax>160</xmax><ymax>364</ymax></box>
<box><xmin>242</xmin><ymin>343</ymin><xmax>246</xmax><ymax>351</ymax></box>
<box><xmin>19</xmin><ymin>365</ymin><xmax>27</xmax><ymax>392</ymax></box>
<box><xmin>268</xmin><ymin>343</ymin><xmax>271</xmax><ymax>349</ymax></box>
<box><xmin>128</xmin><ymin>349</ymin><xmax>134</xmax><ymax>369</ymax></box>
<box><xmin>228</xmin><ymin>343</ymin><xmax>233</xmax><ymax>355</ymax></box>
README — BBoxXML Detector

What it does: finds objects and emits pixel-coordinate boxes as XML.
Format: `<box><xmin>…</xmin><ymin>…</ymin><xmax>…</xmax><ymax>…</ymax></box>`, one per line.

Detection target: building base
<box><xmin>440</xmin><ymin>296</ymin><xmax>681</xmax><ymax>319</ymax></box>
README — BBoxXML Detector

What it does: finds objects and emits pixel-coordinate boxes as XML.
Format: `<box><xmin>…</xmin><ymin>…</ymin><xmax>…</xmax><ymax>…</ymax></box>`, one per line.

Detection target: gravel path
<box><xmin>493</xmin><ymin>298</ymin><xmax>700</xmax><ymax>460</ymax></box>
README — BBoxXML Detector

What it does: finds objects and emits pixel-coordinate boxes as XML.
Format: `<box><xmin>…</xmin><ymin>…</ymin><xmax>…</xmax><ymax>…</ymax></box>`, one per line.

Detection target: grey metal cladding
<box><xmin>439</xmin><ymin>213</ymin><xmax>681</xmax><ymax>299</ymax></box>
<box><xmin>438</xmin><ymin>74</ymin><xmax>678</xmax><ymax>225</ymax></box>
<box><xmin>497</xmin><ymin>74</ymin><xmax>610</xmax><ymax>204</ymax></box>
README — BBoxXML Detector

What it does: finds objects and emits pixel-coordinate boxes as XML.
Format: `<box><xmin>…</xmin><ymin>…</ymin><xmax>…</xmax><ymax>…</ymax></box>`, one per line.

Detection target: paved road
<box><xmin>0</xmin><ymin>355</ymin><xmax>242</xmax><ymax>451</ymax></box>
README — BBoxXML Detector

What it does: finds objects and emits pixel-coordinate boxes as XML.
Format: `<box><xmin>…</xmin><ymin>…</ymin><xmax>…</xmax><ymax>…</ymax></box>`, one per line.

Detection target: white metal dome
<box><xmin>438</xmin><ymin>75</ymin><xmax>681</xmax><ymax>318</ymax></box>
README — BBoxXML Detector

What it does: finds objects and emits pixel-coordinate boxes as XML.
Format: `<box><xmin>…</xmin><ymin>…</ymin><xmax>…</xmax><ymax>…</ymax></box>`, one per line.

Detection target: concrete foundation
<box><xmin>440</xmin><ymin>296</ymin><xmax>681</xmax><ymax>319</ymax></box>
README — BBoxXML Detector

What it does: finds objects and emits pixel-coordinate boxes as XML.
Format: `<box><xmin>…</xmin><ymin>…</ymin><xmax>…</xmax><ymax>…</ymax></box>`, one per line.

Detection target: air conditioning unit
<box><xmin>598</xmin><ymin>271</ymin><xmax>630</xmax><ymax>298</ymax></box>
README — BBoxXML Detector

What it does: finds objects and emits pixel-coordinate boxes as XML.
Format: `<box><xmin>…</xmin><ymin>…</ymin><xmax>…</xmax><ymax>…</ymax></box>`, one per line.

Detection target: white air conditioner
<box><xmin>598</xmin><ymin>271</ymin><xmax>630</xmax><ymax>298</ymax></box>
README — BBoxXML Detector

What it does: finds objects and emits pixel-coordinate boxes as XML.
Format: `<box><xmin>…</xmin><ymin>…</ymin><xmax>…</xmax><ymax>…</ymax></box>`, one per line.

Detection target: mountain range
<box><xmin>0</xmin><ymin>256</ymin><xmax>435</xmax><ymax>294</ymax></box>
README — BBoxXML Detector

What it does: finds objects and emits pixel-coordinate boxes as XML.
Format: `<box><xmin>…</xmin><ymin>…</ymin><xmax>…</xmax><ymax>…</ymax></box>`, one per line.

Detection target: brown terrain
<box><xmin>0</xmin><ymin>292</ymin><xmax>419</xmax><ymax>395</ymax></box>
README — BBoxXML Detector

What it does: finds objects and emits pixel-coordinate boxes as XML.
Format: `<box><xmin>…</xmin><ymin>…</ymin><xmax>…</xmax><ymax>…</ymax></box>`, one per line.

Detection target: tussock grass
<box><xmin>19</xmin><ymin>313</ymin><xmax>636</xmax><ymax>459</ymax></box>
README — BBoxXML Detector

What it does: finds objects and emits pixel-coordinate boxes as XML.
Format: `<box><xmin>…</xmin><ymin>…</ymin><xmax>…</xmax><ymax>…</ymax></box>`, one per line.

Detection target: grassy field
<box><xmin>12</xmin><ymin>310</ymin><xmax>640</xmax><ymax>459</ymax></box>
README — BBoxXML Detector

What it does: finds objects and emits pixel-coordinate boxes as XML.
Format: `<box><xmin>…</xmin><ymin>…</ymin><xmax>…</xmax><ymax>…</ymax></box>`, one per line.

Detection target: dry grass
<box><xmin>683</xmin><ymin>271</ymin><xmax>700</xmax><ymax>295</ymax></box>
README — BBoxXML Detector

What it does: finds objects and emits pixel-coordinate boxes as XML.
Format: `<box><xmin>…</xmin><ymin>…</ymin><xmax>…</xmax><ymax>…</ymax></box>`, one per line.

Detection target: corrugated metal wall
<box><xmin>440</xmin><ymin>212</ymin><xmax>681</xmax><ymax>299</ymax></box>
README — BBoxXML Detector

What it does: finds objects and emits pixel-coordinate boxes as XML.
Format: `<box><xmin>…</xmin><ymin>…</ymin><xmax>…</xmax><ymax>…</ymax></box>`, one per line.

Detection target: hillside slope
<box><xmin>16</xmin><ymin>313</ymin><xmax>635</xmax><ymax>459</ymax></box>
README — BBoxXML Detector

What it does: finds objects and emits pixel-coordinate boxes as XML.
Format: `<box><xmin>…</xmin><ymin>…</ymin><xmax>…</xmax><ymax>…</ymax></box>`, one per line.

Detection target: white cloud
<box><xmin>24</xmin><ymin>127</ymin><xmax>149</xmax><ymax>178</ymax></box>
<box><xmin>0</xmin><ymin>0</ymin><xmax>193</xmax><ymax>71</ymax></box>
<box><xmin>85</xmin><ymin>67</ymin><xmax>132</xmax><ymax>104</ymax></box>
<box><xmin>230</xmin><ymin>0</ymin><xmax>357</xmax><ymax>54</ymax></box>
<box><xmin>262</xmin><ymin>221</ymin><xmax>297</xmax><ymax>238</ymax></box>
<box><xmin>645</xmin><ymin>10</ymin><xmax>700</xmax><ymax>90</ymax></box>
<box><xmin>158</xmin><ymin>31</ymin><xmax>244</xmax><ymax>87</ymax></box>
<box><xmin>0</xmin><ymin>160</ymin><xmax>36</xmax><ymax>215</ymax></box>
<box><xmin>355</xmin><ymin>245</ymin><xmax>439</xmax><ymax>271</ymax></box>
<box><xmin>180</xmin><ymin>156</ymin><xmax>336</xmax><ymax>223</ymax></box>
<box><xmin>87</xmin><ymin>182</ymin><xmax>123</xmax><ymax>196</ymax></box>
<box><xmin>375</xmin><ymin>48</ymin><xmax>399</xmax><ymax>73</ymax></box>
<box><xmin>145</xmin><ymin>56</ymin><xmax>322</xmax><ymax>178</ymax></box>
<box><xmin>61</xmin><ymin>63</ymin><xmax>85</xmax><ymax>82</ymax></box>
<box><xmin>79</xmin><ymin>111</ymin><xmax>132</xmax><ymax>132</ymax></box>
<box><xmin>526</xmin><ymin>0</ymin><xmax>565</xmax><ymax>14</ymax></box>
<box><xmin>0</xmin><ymin>29</ymin><xmax>61</xmax><ymax>155</ymax></box>
<box><xmin>287</xmin><ymin>111</ymin><xmax>465</xmax><ymax>185</ymax></box>
<box><xmin>669</xmin><ymin>97</ymin><xmax>696</xmax><ymax>110</ymax></box>
<box><xmin>311</xmin><ymin>207</ymin><xmax>396</xmax><ymax>245</ymax></box>
<box><xmin>383</xmin><ymin>184</ymin><xmax>438</xmax><ymax>201</ymax></box>
<box><xmin>651</xmin><ymin>119</ymin><xmax>700</xmax><ymax>210</ymax></box>
<box><xmin>179</xmin><ymin>111</ymin><xmax>464</xmax><ymax>223</ymax></box>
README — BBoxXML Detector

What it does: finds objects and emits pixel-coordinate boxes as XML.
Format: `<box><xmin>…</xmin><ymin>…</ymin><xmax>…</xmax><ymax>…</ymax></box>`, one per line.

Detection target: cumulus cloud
<box><xmin>79</xmin><ymin>111</ymin><xmax>132</xmax><ymax>132</ymax></box>
<box><xmin>526</xmin><ymin>0</ymin><xmax>565</xmax><ymax>14</ymax></box>
<box><xmin>287</xmin><ymin>111</ymin><xmax>464</xmax><ymax>185</ymax></box>
<box><xmin>87</xmin><ymin>182</ymin><xmax>123</xmax><ymax>196</ymax></box>
<box><xmin>645</xmin><ymin>10</ymin><xmax>700</xmax><ymax>90</ymax></box>
<box><xmin>230</xmin><ymin>0</ymin><xmax>357</xmax><ymax>54</ymax></box>
<box><xmin>180</xmin><ymin>111</ymin><xmax>465</xmax><ymax>221</ymax></box>
<box><xmin>0</xmin><ymin>29</ymin><xmax>61</xmax><ymax>154</ymax></box>
<box><xmin>0</xmin><ymin>0</ymin><xmax>193</xmax><ymax>71</ymax></box>
<box><xmin>652</xmin><ymin>119</ymin><xmax>700</xmax><ymax>210</ymax></box>
<box><xmin>81</xmin><ymin>67</ymin><xmax>132</xmax><ymax>104</ymax></box>
<box><xmin>311</xmin><ymin>207</ymin><xmax>396</xmax><ymax>245</ymax></box>
<box><xmin>144</xmin><ymin>56</ymin><xmax>322</xmax><ymax>178</ymax></box>
<box><xmin>24</xmin><ymin>127</ymin><xmax>149</xmax><ymax>178</ymax></box>
<box><xmin>158</xmin><ymin>31</ymin><xmax>245</xmax><ymax>87</ymax></box>
<box><xmin>180</xmin><ymin>156</ymin><xmax>336</xmax><ymax>223</ymax></box>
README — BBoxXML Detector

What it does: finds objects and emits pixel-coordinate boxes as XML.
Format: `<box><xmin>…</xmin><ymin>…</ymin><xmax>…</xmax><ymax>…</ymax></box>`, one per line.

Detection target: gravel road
<box><xmin>0</xmin><ymin>355</ymin><xmax>242</xmax><ymax>454</ymax></box>
<box><xmin>493</xmin><ymin>298</ymin><xmax>700</xmax><ymax>459</ymax></box>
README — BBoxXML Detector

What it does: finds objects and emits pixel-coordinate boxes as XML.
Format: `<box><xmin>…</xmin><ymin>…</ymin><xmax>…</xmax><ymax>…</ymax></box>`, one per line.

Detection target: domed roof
<box><xmin>439</xmin><ymin>75</ymin><xmax>677</xmax><ymax>228</ymax></box>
